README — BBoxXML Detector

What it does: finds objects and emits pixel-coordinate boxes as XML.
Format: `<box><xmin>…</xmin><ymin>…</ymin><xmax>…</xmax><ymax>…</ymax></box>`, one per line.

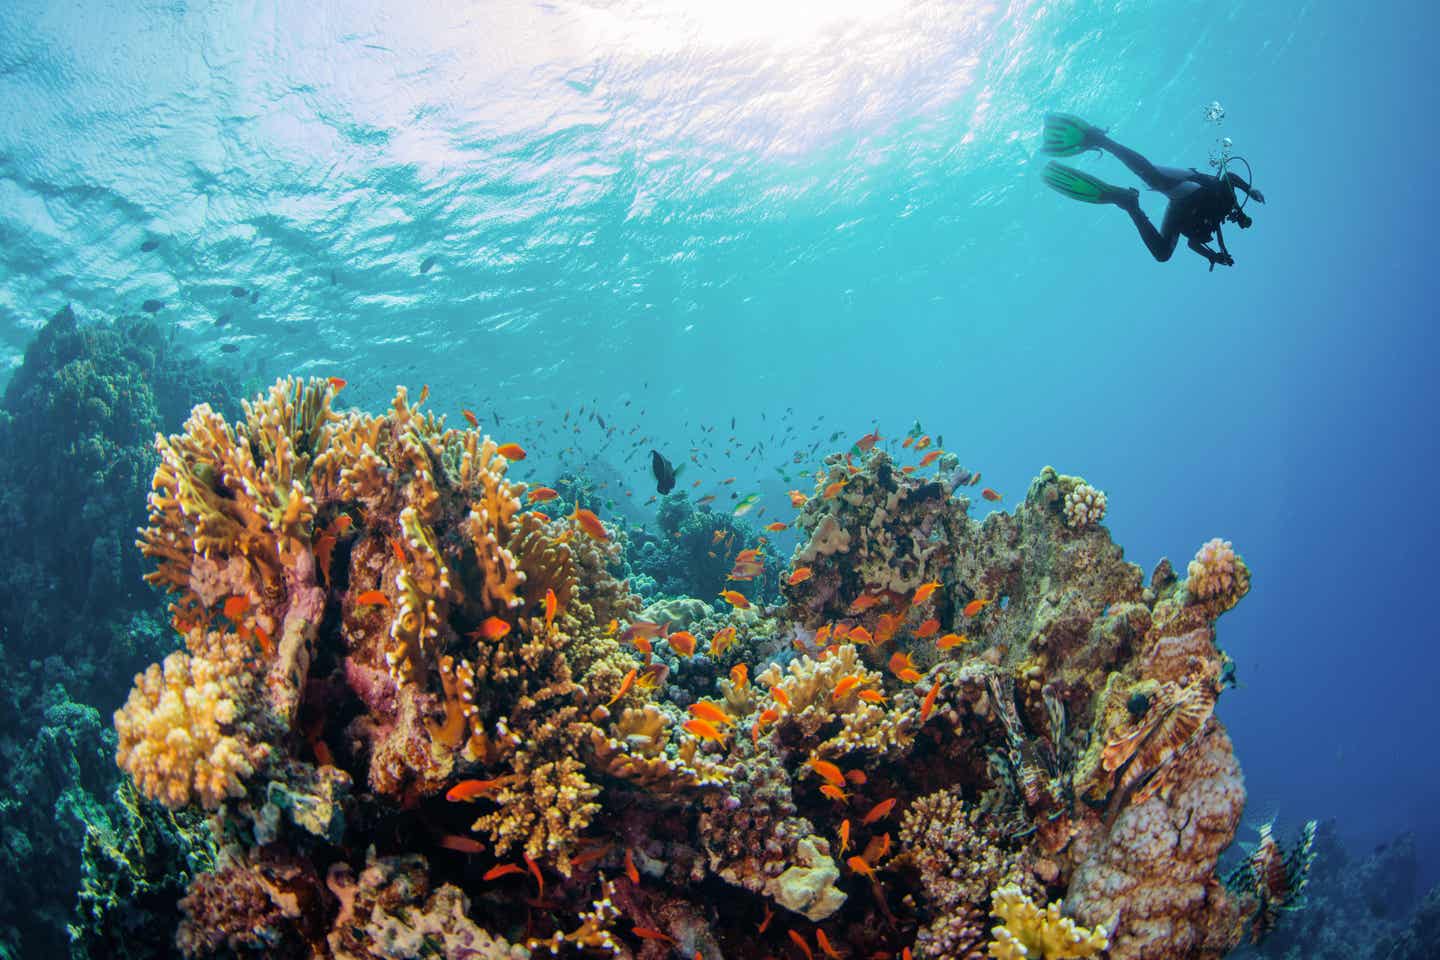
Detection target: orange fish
<box><xmin>522</xmin><ymin>853</ymin><xmax>545</xmax><ymax>896</ymax></box>
<box><xmin>605</xmin><ymin>618</ymin><xmax>618</xmax><ymax>635</ymax></box>
<box><xmin>771</xmin><ymin>685</ymin><xmax>791</xmax><ymax>709</ymax></box>
<box><xmin>788</xmin><ymin>566</ymin><xmax>814</xmax><ymax>586</ymax></box>
<box><xmin>683</xmin><ymin>718</ymin><xmax>726</xmax><ymax>742</ymax></box>
<box><xmin>806</xmin><ymin>757</ymin><xmax>846</xmax><ymax>788</ymax></box>
<box><xmin>823</xmin><ymin>479</ymin><xmax>847</xmax><ymax>499</ymax></box>
<box><xmin>789</xmin><ymin>930</ymin><xmax>816</xmax><ymax>960</ymax></box>
<box><xmin>483</xmin><ymin>863</ymin><xmax>526</xmax><ymax>881</ymax></box>
<box><xmin>689</xmin><ymin>701</ymin><xmax>734</xmax><ymax>726</ymax></box>
<box><xmin>788</xmin><ymin>490</ymin><xmax>808</xmax><ymax>508</ymax></box>
<box><xmin>837</xmin><ymin>819</ymin><xmax>852</xmax><ymax>855</ymax></box>
<box><xmin>735</xmin><ymin>548</ymin><xmax>762</xmax><ymax>563</ymax></box>
<box><xmin>901</xmin><ymin>465</ymin><xmax>916</xmax><ymax>475</ymax></box>
<box><xmin>718</xmin><ymin>589</ymin><xmax>750</xmax><ymax>609</ymax></box>
<box><xmin>962</xmin><ymin>598</ymin><xmax>992</xmax><ymax>617</ymax></box>
<box><xmin>730</xmin><ymin>663</ymin><xmax>749</xmax><ymax>689</ymax></box>
<box><xmin>625</xmin><ymin>848</ymin><xmax>640</xmax><ymax>884</ymax></box>
<box><xmin>832</xmin><ymin>676</ymin><xmax>861</xmax><ymax>701</ymax></box>
<box><xmin>697</xmin><ymin>494</ymin><xmax>716</xmax><ymax>505</ymax></box>
<box><xmin>326</xmin><ymin>376</ymin><xmax>347</xmax><ymax>392</ymax></box>
<box><xmin>253</xmin><ymin>624</ymin><xmax>274</xmax><ymax>658</ymax></box>
<box><xmin>461</xmin><ymin>408</ymin><xmax>479</xmax><ymax>428</ymax></box>
<box><xmin>920</xmin><ymin>682</ymin><xmax>941</xmax><ymax>721</ymax></box>
<box><xmin>918</xmin><ymin>450</ymin><xmax>942</xmax><ymax>467</ymax></box>
<box><xmin>444</xmin><ymin>776</ymin><xmax>520</xmax><ymax>802</ymax></box>
<box><xmin>527</xmin><ymin>486</ymin><xmax>559</xmax><ymax>503</ymax></box>
<box><xmin>847</xmin><ymin>855</ymin><xmax>876</xmax><ymax>879</ymax></box>
<box><xmin>223</xmin><ymin>595</ymin><xmax>249</xmax><ymax>620</ymax></box>
<box><xmin>914</xmin><ymin>618</ymin><xmax>940</xmax><ymax>639</ymax></box>
<box><xmin>858</xmin><ymin>689</ymin><xmax>887</xmax><ymax>704</ymax></box>
<box><xmin>912</xmin><ymin>581</ymin><xmax>941</xmax><ymax>604</ymax></box>
<box><xmin>849</xmin><ymin>626</ymin><xmax>875</xmax><ymax>646</ymax></box>
<box><xmin>633</xmin><ymin>927</ymin><xmax>678</xmax><ymax>945</ymax></box>
<box><xmin>888</xmin><ymin>651</ymin><xmax>922</xmax><ymax>683</ymax></box>
<box><xmin>816</xmin><ymin>929</ymin><xmax>844</xmax><ymax>960</ymax></box>
<box><xmin>475</xmin><ymin>616</ymin><xmax>511</xmax><ymax>641</ymax></box>
<box><xmin>981</xmin><ymin>488</ymin><xmax>1002</xmax><ymax>502</ymax></box>
<box><xmin>848</xmin><ymin>594</ymin><xmax>882</xmax><ymax>613</ymax></box>
<box><xmin>914</xmin><ymin>435</ymin><xmax>931</xmax><ymax>450</ymax></box>
<box><xmin>389</xmin><ymin>537</ymin><xmax>407</xmax><ymax>563</ymax></box>
<box><xmin>759</xmin><ymin>903</ymin><xmax>774</xmax><ymax>934</ymax></box>
<box><xmin>668</xmin><ymin>630</ymin><xmax>697</xmax><ymax>657</ymax></box>
<box><xmin>607</xmin><ymin>668</ymin><xmax>637</xmax><ymax>706</ymax></box>
<box><xmin>765</xmin><ymin>521</ymin><xmax>788</xmax><ymax>532</ymax></box>
<box><xmin>875</xmin><ymin>613</ymin><xmax>901</xmax><ymax>644</ymax></box>
<box><xmin>633</xmin><ymin>635</ymin><xmax>654</xmax><ymax>658</ymax></box>
<box><xmin>862</xmin><ymin>797</ymin><xmax>897</xmax><ymax>825</ymax></box>
<box><xmin>437</xmin><ymin>834</ymin><xmax>485</xmax><ymax>854</ymax></box>
<box><xmin>544</xmin><ymin>589</ymin><xmax>558</xmax><ymax>631</ymax></box>
<box><xmin>496</xmin><ymin>442</ymin><xmax>527</xmax><ymax>461</ymax></box>
<box><xmin>572</xmin><ymin>508</ymin><xmax>608</xmax><ymax>540</ymax></box>
<box><xmin>722</xmin><ymin>476</ymin><xmax>736</xmax><ymax>484</ymax></box>
<box><xmin>355</xmin><ymin>589</ymin><xmax>389</xmax><ymax>608</ymax></box>
<box><xmin>904</xmin><ymin>949</ymin><xmax>913</xmax><ymax>960</ymax></box>
<box><xmin>844</xmin><ymin>768</ymin><xmax>868</xmax><ymax>785</ymax></box>
<box><xmin>710</xmin><ymin>626</ymin><xmax>737</xmax><ymax>656</ymax></box>
<box><xmin>936</xmin><ymin>632</ymin><xmax>969</xmax><ymax>650</ymax></box>
<box><xmin>902</xmin><ymin>436</ymin><xmax>915</xmax><ymax>448</ymax></box>
<box><xmin>856</xmin><ymin>430</ymin><xmax>882</xmax><ymax>452</ymax></box>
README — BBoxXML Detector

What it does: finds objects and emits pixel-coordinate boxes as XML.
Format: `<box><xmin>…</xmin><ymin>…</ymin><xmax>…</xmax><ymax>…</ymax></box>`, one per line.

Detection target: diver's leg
<box><xmin>1095</xmin><ymin>135</ymin><xmax>1189</xmax><ymax>194</ymax></box>
<box><xmin>1119</xmin><ymin>195</ymin><xmax>1181</xmax><ymax>262</ymax></box>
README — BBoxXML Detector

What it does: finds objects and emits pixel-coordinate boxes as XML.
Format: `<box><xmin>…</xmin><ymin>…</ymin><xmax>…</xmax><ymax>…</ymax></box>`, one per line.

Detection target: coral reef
<box><xmin>0</xmin><ymin>305</ymin><xmax>236</xmax><ymax>959</ymax></box>
<box><xmin>99</xmin><ymin>385</ymin><xmax>1286</xmax><ymax>959</ymax></box>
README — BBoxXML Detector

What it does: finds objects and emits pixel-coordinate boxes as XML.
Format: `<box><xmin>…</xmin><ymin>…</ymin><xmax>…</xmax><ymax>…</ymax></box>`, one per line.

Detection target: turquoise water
<box><xmin>2</xmin><ymin>0</ymin><xmax>1437</xmax><ymax>903</ymax></box>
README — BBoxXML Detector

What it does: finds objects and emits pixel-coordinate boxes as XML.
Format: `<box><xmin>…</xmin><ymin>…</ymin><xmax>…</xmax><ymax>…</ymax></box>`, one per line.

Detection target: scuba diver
<box><xmin>1039</xmin><ymin>113</ymin><xmax>1264</xmax><ymax>270</ymax></box>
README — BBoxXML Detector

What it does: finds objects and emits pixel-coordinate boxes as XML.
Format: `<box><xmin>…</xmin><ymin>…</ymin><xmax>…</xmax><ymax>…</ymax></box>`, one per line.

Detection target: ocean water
<box><xmin>1</xmin><ymin>0</ymin><xmax>1437</xmax><ymax>949</ymax></box>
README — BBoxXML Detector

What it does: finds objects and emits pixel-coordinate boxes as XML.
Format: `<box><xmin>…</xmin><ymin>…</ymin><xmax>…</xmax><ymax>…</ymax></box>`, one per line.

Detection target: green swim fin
<box><xmin>1042</xmin><ymin>112</ymin><xmax>1101</xmax><ymax>156</ymax></box>
<box><xmin>1042</xmin><ymin>161</ymin><xmax>1129</xmax><ymax>205</ymax></box>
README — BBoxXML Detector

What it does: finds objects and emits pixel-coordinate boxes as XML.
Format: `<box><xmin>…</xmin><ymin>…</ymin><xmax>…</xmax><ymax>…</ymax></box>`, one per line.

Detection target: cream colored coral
<box><xmin>1062</xmin><ymin>483</ymin><xmax>1107</xmax><ymax>529</ymax></box>
<box><xmin>1186</xmin><ymin>538</ymin><xmax>1250</xmax><ymax>606</ymax></box>
<box><xmin>115</xmin><ymin>652</ymin><xmax>265</xmax><ymax>810</ymax></box>
<box><xmin>987</xmin><ymin>884</ymin><xmax>1108</xmax><ymax>959</ymax></box>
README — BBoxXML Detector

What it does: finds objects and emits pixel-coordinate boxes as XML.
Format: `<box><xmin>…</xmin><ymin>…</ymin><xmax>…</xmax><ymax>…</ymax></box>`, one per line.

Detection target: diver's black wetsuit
<box><xmin>1099</xmin><ymin>134</ymin><xmax>1264</xmax><ymax>268</ymax></box>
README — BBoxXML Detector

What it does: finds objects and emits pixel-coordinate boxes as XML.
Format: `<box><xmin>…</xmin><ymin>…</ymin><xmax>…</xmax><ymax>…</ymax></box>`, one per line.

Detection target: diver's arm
<box><xmin>1225</xmin><ymin>172</ymin><xmax>1264</xmax><ymax>203</ymax></box>
<box><xmin>1215</xmin><ymin>223</ymin><xmax>1229</xmax><ymax>256</ymax></box>
<box><xmin>1188</xmin><ymin>236</ymin><xmax>1233</xmax><ymax>271</ymax></box>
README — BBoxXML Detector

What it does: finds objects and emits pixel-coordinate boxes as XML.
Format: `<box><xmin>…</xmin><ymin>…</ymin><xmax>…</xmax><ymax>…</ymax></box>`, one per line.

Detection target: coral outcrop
<box><xmin>105</xmin><ymin>390</ymin><xmax>1280</xmax><ymax>959</ymax></box>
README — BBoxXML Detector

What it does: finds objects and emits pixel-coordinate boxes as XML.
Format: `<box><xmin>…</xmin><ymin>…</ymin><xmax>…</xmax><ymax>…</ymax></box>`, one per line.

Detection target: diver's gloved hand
<box><xmin>1250</xmin><ymin>188</ymin><xmax>1265</xmax><ymax>204</ymax></box>
<box><xmin>1209</xmin><ymin>251</ymin><xmax>1235</xmax><ymax>271</ymax></box>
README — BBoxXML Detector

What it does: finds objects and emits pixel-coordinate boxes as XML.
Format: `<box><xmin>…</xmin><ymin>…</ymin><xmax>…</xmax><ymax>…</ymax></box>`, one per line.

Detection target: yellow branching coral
<box><xmin>757</xmin><ymin>645</ymin><xmax>912</xmax><ymax>758</ymax></box>
<box><xmin>987</xmin><ymin>883</ymin><xmax>1109</xmax><ymax>959</ymax></box>
<box><xmin>114</xmin><ymin>652</ymin><xmax>268</xmax><ymax>810</ymax></box>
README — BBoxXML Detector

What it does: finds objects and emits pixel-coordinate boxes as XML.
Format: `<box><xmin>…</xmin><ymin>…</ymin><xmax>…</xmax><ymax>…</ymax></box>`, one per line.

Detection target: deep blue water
<box><xmin>2</xmin><ymin>0</ymin><xmax>1437</xmax><ymax>889</ymax></box>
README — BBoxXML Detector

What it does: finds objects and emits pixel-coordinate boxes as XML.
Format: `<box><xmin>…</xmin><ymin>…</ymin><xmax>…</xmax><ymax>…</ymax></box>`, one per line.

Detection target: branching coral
<box><xmin>1185</xmin><ymin>537</ymin><xmax>1250</xmax><ymax>610</ymax></box>
<box><xmin>987</xmin><ymin>883</ymin><xmax>1109</xmax><ymax>959</ymax></box>
<box><xmin>114</xmin><ymin>652</ymin><xmax>267</xmax><ymax>810</ymax></box>
<box><xmin>1061</xmin><ymin>481</ymin><xmax>1107</xmax><ymax>530</ymax></box>
<box><xmin>756</xmin><ymin>644</ymin><xmax>914</xmax><ymax>759</ymax></box>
